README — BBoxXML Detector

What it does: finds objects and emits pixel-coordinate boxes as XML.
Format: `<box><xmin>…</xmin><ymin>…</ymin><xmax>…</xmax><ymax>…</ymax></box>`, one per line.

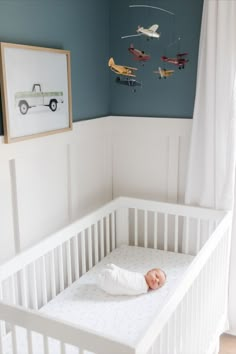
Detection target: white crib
<box><xmin>0</xmin><ymin>197</ymin><xmax>232</xmax><ymax>354</ymax></box>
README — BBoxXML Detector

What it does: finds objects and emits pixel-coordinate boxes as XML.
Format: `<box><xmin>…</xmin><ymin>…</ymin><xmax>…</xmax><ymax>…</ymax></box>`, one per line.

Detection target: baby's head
<box><xmin>145</xmin><ymin>268</ymin><xmax>166</xmax><ymax>290</ymax></box>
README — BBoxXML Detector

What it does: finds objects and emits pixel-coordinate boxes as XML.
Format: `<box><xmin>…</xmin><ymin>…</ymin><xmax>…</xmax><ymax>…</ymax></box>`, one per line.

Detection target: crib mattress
<box><xmin>4</xmin><ymin>245</ymin><xmax>194</xmax><ymax>353</ymax></box>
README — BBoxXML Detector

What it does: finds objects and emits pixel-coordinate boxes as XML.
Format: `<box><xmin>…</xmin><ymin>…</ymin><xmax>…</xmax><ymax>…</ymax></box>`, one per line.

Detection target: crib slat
<box><xmin>20</xmin><ymin>270</ymin><xmax>27</xmax><ymax>308</ymax></box>
<box><xmin>11</xmin><ymin>275</ymin><xmax>17</xmax><ymax>305</ymax></box>
<box><xmin>81</xmin><ymin>231</ymin><xmax>86</xmax><ymax>274</ymax></box>
<box><xmin>208</xmin><ymin>220</ymin><xmax>211</xmax><ymax>239</ymax></box>
<box><xmin>94</xmin><ymin>223</ymin><xmax>99</xmax><ymax>264</ymax></box>
<box><xmin>73</xmin><ymin>235</ymin><xmax>80</xmax><ymax>280</ymax></box>
<box><xmin>199</xmin><ymin>272</ymin><xmax>205</xmax><ymax>352</ymax></box>
<box><xmin>50</xmin><ymin>251</ymin><xmax>56</xmax><ymax>298</ymax></box>
<box><xmin>31</xmin><ymin>262</ymin><xmax>38</xmax><ymax>310</ymax></box>
<box><xmin>0</xmin><ymin>322</ymin><xmax>5</xmax><ymax>343</ymax></box>
<box><xmin>0</xmin><ymin>285</ymin><xmax>6</xmax><ymax>338</ymax></box>
<box><xmin>184</xmin><ymin>217</ymin><xmax>190</xmax><ymax>254</ymax></box>
<box><xmin>100</xmin><ymin>219</ymin><xmax>104</xmax><ymax>259</ymax></box>
<box><xmin>43</xmin><ymin>335</ymin><xmax>49</xmax><ymax>354</ymax></box>
<box><xmin>41</xmin><ymin>256</ymin><xmax>48</xmax><ymax>305</ymax></box>
<box><xmin>0</xmin><ymin>298</ymin><xmax>3</xmax><ymax>354</ymax></box>
<box><xmin>196</xmin><ymin>218</ymin><xmax>201</xmax><ymax>253</ymax></box>
<box><xmin>20</xmin><ymin>268</ymin><xmax>28</xmax><ymax>308</ymax></box>
<box><xmin>153</xmin><ymin>212</ymin><xmax>158</xmax><ymax>249</ymax></box>
<box><xmin>134</xmin><ymin>208</ymin><xmax>138</xmax><ymax>246</ymax></box>
<box><xmin>11</xmin><ymin>324</ymin><xmax>17</xmax><ymax>354</ymax></box>
<box><xmin>174</xmin><ymin>215</ymin><xmax>179</xmax><ymax>252</ymax></box>
<box><xmin>166</xmin><ymin>322</ymin><xmax>170</xmax><ymax>354</ymax></box>
<box><xmin>111</xmin><ymin>212</ymin><xmax>116</xmax><ymax>250</ymax></box>
<box><xmin>189</xmin><ymin>286</ymin><xmax>194</xmax><ymax>350</ymax></box>
<box><xmin>0</xmin><ymin>331</ymin><xmax>3</xmax><ymax>354</ymax></box>
<box><xmin>144</xmin><ymin>210</ymin><xmax>148</xmax><ymax>248</ymax></box>
<box><xmin>88</xmin><ymin>227</ymin><xmax>93</xmax><ymax>270</ymax></box>
<box><xmin>185</xmin><ymin>289</ymin><xmax>191</xmax><ymax>351</ymax></box>
<box><xmin>209</xmin><ymin>257</ymin><xmax>215</xmax><ymax>336</ymax></box>
<box><xmin>158</xmin><ymin>331</ymin><xmax>163</xmax><ymax>354</ymax></box>
<box><xmin>60</xmin><ymin>341</ymin><xmax>66</xmax><ymax>354</ymax></box>
<box><xmin>66</xmin><ymin>241</ymin><xmax>72</xmax><ymax>286</ymax></box>
<box><xmin>192</xmin><ymin>278</ymin><xmax>199</xmax><ymax>351</ymax></box>
<box><xmin>172</xmin><ymin>311</ymin><xmax>177</xmax><ymax>353</ymax></box>
<box><xmin>202</xmin><ymin>265</ymin><xmax>209</xmax><ymax>350</ymax></box>
<box><xmin>106</xmin><ymin>215</ymin><xmax>110</xmax><ymax>255</ymax></box>
<box><xmin>164</xmin><ymin>214</ymin><xmax>168</xmax><ymax>251</ymax></box>
<box><xmin>27</xmin><ymin>329</ymin><xmax>33</xmax><ymax>354</ymax></box>
<box><xmin>58</xmin><ymin>245</ymin><xmax>65</xmax><ymax>292</ymax></box>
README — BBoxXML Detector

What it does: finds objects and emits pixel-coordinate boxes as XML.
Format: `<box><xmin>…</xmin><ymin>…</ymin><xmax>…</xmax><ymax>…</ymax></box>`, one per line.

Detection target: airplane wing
<box><xmin>124</xmin><ymin>65</ymin><xmax>138</xmax><ymax>70</ymax></box>
<box><xmin>110</xmin><ymin>67</ymin><xmax>121</xmax><ymax>75</ymax></box>
<box><xmin>149</xmin><ymin>24</ymin><xmax>159</xmax><ymax>32</ymax></box>
<box><xmin>123</xmin><ymin>73</ymin><xmax>136</xmax><ymax>77</ymax></box>
<box><xmin>121</xmin><ymin>34</ymin><xmax>142</xmax><ymax>39</ymax></box>
<box><xmin>177</xmin><ymin>52</ymin><xmax>188</xmax><ymax>57</ymax></box>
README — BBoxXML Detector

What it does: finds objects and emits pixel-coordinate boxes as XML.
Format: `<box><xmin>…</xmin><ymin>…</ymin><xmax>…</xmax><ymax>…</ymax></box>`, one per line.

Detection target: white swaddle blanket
<box><xmin>97</xmin><ymin>263</ymin><xmax>148</xmax><ymax>295</ymax></box>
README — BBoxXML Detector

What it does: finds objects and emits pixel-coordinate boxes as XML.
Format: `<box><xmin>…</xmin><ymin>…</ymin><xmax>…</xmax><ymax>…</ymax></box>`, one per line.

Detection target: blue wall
<box><xmin>0</xmin><ymin>0</ymin><xmax>203</xmax><ymax>137</ymax></box>
<box><xmin>0</xmin><ymin>0</ymin><xmax>110</xmax><ymax>135</ymax></box>
<box><xmin>110</xmin><ymin>0</ymin><xmax>203</xmax><ymax>118</ymax></box>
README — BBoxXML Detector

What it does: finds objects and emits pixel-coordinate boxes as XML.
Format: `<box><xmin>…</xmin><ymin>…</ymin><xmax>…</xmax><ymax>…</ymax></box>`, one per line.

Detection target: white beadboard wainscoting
<box><xmin>0</xmin><ymin>116</ymin><xmax>192</xmax><ymax>263</ymax></box>
<box><xmin>0</xmin><ymin>118</ymin><xmax>113</xmax><ymax>263</ymax></box>
<box><xmin>112</xmin><ymin>117</ymin><xmax>192</xmax><ymax>204</ymax></box>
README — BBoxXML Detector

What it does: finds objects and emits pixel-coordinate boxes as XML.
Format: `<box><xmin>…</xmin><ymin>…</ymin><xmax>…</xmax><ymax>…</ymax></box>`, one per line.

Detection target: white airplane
<box><xmin>122</xmin><ymin>24</ymin><xmax>160</xmax><ymax>40</ymax></box>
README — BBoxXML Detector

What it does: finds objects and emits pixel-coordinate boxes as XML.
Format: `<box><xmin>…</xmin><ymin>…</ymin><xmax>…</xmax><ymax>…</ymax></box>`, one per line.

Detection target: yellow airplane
<box><xmin>108</xmin><ymin>57</ymin><xmax>138</xmax><ymax>77</ymax></box>
<box><xmin>154</xmin><ymin>67</ymin><xmax>174</xmax><ymax>79</ymax></box>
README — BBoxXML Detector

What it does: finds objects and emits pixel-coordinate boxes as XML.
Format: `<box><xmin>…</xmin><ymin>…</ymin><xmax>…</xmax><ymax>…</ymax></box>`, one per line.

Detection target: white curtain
<box><xmin>185</xmin><ymin>0</ymin><xmax>236</xmax><ymax>334</ymax></box>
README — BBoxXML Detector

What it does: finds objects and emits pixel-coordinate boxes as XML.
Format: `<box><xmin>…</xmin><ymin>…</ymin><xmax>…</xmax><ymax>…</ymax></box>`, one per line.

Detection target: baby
<box><xmin>96</xmin><ymin>263</ymin><xmax>166</xmax><ymax>296</ymax></box>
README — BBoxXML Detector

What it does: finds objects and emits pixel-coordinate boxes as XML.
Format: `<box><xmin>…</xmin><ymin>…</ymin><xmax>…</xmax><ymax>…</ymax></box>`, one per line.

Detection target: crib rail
<box><xmin>0</xmin><ymin>302</ymin><xmax>135</xmax><ymax>354</ymax></box>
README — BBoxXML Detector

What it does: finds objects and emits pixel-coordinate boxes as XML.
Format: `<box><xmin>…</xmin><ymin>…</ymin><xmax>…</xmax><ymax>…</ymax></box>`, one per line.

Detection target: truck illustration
<box><xmin>15</xmin><ymin>84</ymin><xmax>64</xmax><ymax>115</ymax></box>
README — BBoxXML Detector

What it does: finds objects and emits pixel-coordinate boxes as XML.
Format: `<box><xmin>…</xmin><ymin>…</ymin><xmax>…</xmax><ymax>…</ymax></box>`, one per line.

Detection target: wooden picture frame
<box><xmin>0</xmin><ymin>42</ymin><xmax>72</xmax><ymax>143</ymax></box>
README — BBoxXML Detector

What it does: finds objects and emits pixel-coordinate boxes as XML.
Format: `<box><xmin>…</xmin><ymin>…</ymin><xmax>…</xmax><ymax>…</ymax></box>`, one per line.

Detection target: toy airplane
<box><xmin>122</xmin><ymin>24</ymin><xmax>160</xmax><ymax>40</ymax></box>
<box><xmin>161</xmin><ymin>53</ymin><xmax>189</xmax><ymax>69</ymax></box>
<box><xmin>154</xmin><ymin>67</ymin><xmax>174</xmax><ymax>79</ymax></box>
<box><xmin>115</xmin><ymin>77</ymin><xmax>142</xmax><ymax>92</ymax></box>
<box><xmin>108</xmin><ymin>57</ymin><xmax>138</xmax><ymax>77</ymax></box>
<box><xmin>128</xmin><ymin>44</ymin><xmax>151</xmax><ymax>63</ymax></box>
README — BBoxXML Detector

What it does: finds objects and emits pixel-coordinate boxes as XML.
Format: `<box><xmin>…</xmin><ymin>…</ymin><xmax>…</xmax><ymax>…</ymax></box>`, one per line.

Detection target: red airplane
<box><xmin>161</xmin><ymin>53</ymin><xmax>189</xmax><ymax>69</ymax></box>
<box><xmin>128</xmin><ymin>44</ymin><xmax>151</xmax><ymax>63</ymax></box>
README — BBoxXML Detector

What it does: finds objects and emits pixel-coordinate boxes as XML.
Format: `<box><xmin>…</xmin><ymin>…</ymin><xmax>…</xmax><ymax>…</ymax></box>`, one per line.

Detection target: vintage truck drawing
<box><xmin>15</xmin><ymin>84</ymin><xmax>64</xmax><ymax>115</ymax></box>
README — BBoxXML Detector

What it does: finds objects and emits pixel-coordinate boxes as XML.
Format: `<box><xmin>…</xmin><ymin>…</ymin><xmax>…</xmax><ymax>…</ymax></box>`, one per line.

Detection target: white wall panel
<box><xmin>70</xmin><ymin>119</ymin><xmax>113</xmax><ymax>219</ymax></box>
<box><xmin>113</xmin><ymin>134</ymin><xmax>169</xmax><ymax>201</ymax></box>
<box><xmin>178</xmin><ymin>135</ymin><xmax>191</xmax><ymax>203</ymax></box>
<box><xmin>0</xmin><ymin>118</ymin><xmax>113</xmax><ymax>261</ymax></box>
<box><xmin>0</xmin><ymin>159</ymin><xmax>15</xmax><ymax>262</ymax></box>
<box><xmin>112</xmin><ymin>117</ymin><xmax>192</xmax><ymax>204</ymax></box>
<box><xmin>0</xmin><ymin>116</ymin><xmax>191</xmax><ymax>263</ymax></box>
<box><xmin>15</xmin><ymin>145</ymin><xmax>69</xmax><ymax>250</ymax></box>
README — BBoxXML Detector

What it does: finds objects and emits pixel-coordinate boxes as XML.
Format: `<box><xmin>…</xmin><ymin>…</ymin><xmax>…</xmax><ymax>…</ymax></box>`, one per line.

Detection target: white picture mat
<box><xmin>3</xmin><ymin>46</ymin><xmax>70</xmax><ymax>139</ymax></box>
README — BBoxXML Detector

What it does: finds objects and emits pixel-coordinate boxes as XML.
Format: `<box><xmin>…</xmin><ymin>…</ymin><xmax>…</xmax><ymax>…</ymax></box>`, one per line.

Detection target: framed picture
<box><xmin>0</xmin><ymin>42</ymin><xmax>72</xmax><ymax>143</ymax></box>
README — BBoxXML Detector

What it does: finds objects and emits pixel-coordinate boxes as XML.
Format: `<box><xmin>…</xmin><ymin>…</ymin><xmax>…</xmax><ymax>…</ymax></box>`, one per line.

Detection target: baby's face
<box><xmin>145</xmin><ymin>268</ymin><xmax>166</xmax><ymax>290</ymax></box>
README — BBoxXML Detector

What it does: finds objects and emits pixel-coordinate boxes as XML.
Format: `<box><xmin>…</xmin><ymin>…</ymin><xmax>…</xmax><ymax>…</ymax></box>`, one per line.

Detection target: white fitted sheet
<box><xmin>4</xmin><ymin>246</ymin><xmax>194</xmax><ymax>353</ymax></box>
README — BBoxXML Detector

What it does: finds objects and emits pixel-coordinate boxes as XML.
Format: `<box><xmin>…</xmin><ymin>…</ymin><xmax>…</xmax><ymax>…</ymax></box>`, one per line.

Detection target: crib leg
<box><xmin>211</xmin><ymin>336</ymin><xmax>220</xmax><ymax>354</ymax></box>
